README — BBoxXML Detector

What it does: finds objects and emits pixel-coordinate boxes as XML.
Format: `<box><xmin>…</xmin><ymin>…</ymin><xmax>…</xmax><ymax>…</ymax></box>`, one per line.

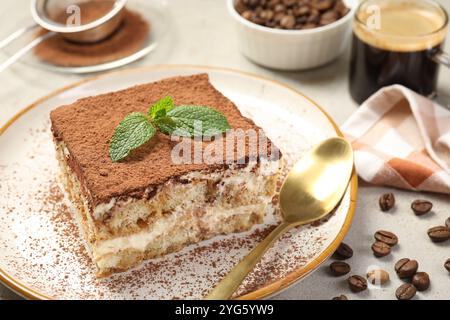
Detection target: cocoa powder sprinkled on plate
<box><xmin>34</xmin><ymin>8</ymin><xmax>150</xmax><ymax>67</ymax></box>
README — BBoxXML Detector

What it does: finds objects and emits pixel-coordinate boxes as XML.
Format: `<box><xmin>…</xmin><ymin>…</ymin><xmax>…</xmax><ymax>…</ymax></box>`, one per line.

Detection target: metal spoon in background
<box><xmin>206</xmin><ymin>137</ymin><xmax>354</xmax><ymax>300</ymax></box>
<box><xmin>0</xmin><ymin>0</ymin><xmax>127</xmax><ymax>73</ymax></box>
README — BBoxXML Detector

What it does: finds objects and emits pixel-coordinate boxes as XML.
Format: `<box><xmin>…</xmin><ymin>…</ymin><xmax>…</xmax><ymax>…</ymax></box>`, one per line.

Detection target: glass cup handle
<box><xmin>430</xmin><ymin>49</ymin><xmax>450</xmax><ymax>68</ymax></box>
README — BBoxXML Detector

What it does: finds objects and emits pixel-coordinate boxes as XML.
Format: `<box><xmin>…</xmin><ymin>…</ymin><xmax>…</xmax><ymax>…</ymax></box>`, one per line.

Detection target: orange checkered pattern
<box><xmin>342</xmin><ymin>85</ymin><xmax>450</xmax><ymax>194</ymax></box>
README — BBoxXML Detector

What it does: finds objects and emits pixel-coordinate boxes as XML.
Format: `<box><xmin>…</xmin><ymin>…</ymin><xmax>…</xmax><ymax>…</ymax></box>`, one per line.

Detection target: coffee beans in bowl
<box><xmin>395</xmin><ymin>258</ymin><xmax>418</xmax><ymax>279</ymax></box>
<box><xmin>227</xmin><ymin>0</ymin><xmax>357</xmax><ymax>70</ymax></box>
<box><xmin>235</xmin><ymin>0</ymin><xmax>350</xmax><ymax>30</ymax></box>
<box><xmin>411</xmin><ymin>199</ymin><xmax>433</xmax><ymax>216</ymax></box>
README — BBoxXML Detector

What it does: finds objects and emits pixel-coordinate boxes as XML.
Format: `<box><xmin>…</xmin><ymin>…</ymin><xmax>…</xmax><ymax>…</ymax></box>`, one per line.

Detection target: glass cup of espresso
<box><xmin>349</xmin><ymin>0</ymin><xmax>450</xmax><ymax>104</ymax></box>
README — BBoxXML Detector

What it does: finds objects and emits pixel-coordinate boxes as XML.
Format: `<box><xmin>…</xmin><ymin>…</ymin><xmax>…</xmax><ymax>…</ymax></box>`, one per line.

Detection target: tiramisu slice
<box><xmin>50</xmin><ymin>74</ymin><xmax>282</xmax><ymax>277</ymax></box>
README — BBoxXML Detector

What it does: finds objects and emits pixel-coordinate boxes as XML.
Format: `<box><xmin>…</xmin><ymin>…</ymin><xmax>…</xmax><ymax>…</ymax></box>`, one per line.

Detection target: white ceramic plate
<box><xmin>0</xmin><ymin>65</ymin><xmax>357</xmax><ymax>300</ymax></box>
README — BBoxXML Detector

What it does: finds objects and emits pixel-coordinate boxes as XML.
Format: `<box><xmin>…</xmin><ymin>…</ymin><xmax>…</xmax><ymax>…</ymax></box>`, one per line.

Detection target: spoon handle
<box><xmin>0</xmin><ymin>31</ymin><xmax>55</xmax><ymax>73</ymax></box>
<box><xmin>205</xmin><ymin>221</ymin><xmax>294</xmax><ymax>300</ymax></box>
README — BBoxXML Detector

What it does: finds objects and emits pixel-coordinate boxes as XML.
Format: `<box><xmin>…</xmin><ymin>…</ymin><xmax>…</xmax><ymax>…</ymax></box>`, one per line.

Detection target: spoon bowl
<box><xmin>206</xmin><ymin>137</ymin><xmax>354</xmax><ymax>299</ymax></box>
<box><xmin>280</xmin><ymin>137</ymin><xmax>354</xmax><ymax>224</ymax></box>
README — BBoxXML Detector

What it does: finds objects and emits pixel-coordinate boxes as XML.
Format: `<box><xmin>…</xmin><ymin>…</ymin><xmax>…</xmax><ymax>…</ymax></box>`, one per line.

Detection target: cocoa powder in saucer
<box><xmin>34</xmin><ymin>6</ymin><xmax>150</xmax><ymax>67</ymax></box>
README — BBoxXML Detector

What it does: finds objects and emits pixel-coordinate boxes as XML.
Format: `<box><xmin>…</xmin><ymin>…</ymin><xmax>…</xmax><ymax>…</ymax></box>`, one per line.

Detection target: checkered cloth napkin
<box><xmin>341</xmin><ymin>85</ymin><xmax>450</xmax><ymax>194</ymax></box>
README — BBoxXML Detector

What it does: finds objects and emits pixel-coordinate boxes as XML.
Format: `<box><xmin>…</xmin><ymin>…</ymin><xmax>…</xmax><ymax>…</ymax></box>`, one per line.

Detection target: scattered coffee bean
<box><xmin>445</xmin><ymin>217</ymin><xmax>450</xmax><ymax>228</ymax></box>
<box><xmin>332</xmin><ymin>294</ymin><xmax>348</xmax><ymax>300</ymax></box>
<box><xmin>379</xmin><ymin>193</ymin><xmax>395</xmax><ymax>211</ymax></box>
<box><xmin>347</xmin><ymin>275</ymin><xmax>367</xmax><ymax>293</ymax></box>
<box><xmin>329</xmin><ymin>261</ymin><xmax>351</xmax><ymax>276</ymax></box>
<box><xmin>395</xmin><ymin>258</ymin><xmax>419</xmax><ymax>278</ymax></box>
<box><xmin>427</xmin><ymin>226</ymin><xmax>450</xmax><ymax>242</ymax></box>
<box><xmin>366</xmin><ymin>269</ymin><xmax>390</xmax><ymax>285</ymax></box>
<box><xmin>371</xmin><ymin>241</ymin><xmax>391</xmax><ymax>257</ymax></box>
<box><xmin>411</xmin><ymin>199</ymin><xmax>433</xmax><ymax>216</ymax></box>
<box><xmin>374</xmin><ymin>230</ymin><xmax>398</xmax><ymax>246</ymax></box>
<box><xmin>444</xmin><ymin>259</ymin><xmax>450</xmax><ymax>272</ymax></box>
<box><xmin>396</xmin><ymin>283</ymin><xmax>417</xmax><ymax>300</ymax></box>
<box><xmin>333</xmin><ymin>242</ymin><xmax>353</xmax><ymax>260</ymax></box>
<box><xmin>412</xmin><ymin>272</ymin><xmax>430</xmax><ymax>291</ymax></box>
<box><xmin>235</xmin><ymin>0</ymin><xmax>349</xmax><ymax>30</ymax></box>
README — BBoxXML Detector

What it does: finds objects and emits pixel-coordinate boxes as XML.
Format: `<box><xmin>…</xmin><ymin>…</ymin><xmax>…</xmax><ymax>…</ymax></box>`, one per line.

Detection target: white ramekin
<box><xmin>227</xmin><ymin>0</ymin><xmax>359</xmax><ymax>70</ymax></box>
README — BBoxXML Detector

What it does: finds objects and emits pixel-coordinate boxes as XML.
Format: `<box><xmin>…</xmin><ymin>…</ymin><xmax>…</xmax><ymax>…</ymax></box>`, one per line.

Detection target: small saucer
<box><xmin>1</xmin><ymin>0</ymin><xmax>169</xmax><ymax>74</ymax></box>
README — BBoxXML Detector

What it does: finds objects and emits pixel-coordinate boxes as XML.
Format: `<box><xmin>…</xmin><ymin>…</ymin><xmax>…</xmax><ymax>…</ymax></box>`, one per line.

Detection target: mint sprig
<box><xmin>109</xmin><ymin>113</ymin><xmax>156</xmax><ymax>162</ymax></box>
<box><xmin>109</xmin><ymin>96</ymin><xmax>231</xmax><ymax>162</ymax></box>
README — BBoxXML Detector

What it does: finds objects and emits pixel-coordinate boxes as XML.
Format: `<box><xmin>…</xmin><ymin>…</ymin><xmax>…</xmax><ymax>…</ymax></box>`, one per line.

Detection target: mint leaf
<box><xmin>160</xmin><ymin>105</ymin><xmax>231</xmax><ymax>137</ymax></box>
<box><xmin>153</xmin><ymin>116</ymin><xmax>177</xmax><ymax>135</ymax></box>
<box><xmin>149</xmin><ymin>96</ymin><xmax>174</xmax><ymax>120</ymax></box>
<box><xmin>109</xmin><ymin>112</ymin><xmax>156</xmax><ymax>162</ymax></box>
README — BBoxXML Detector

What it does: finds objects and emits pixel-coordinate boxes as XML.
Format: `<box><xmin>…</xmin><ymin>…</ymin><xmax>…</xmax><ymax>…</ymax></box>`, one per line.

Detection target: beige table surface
<box><xmin>1</xmin><ymin>0</ymin><xmax>449</xmax><ymax>300</ymax></box>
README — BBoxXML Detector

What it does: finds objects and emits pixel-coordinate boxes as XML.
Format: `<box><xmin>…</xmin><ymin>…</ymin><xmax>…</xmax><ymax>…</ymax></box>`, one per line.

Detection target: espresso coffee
<box><xmin>349</xmin><ymin>0</ymin><xmax>448</xmax><ymax>104</ymax></box>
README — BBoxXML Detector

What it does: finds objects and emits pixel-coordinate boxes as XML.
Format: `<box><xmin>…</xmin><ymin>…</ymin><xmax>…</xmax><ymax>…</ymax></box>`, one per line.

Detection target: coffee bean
<box><xmin>307</xmin><ymin>8</ymin><xmax>320</xmax><ymax>23</ymax></box>
<box><xmin>266</xmin><ymin>0</ymin><xmax>278</xmax><ymax>8</ymax></box>
<box><xmin>274</xmin><ymin>3</ymin><xmax>286</xmax><ymax>12</ymax></box>
<box><xmin>411</xmin><ymin>199</ymin><xmax>433</xmax><ymax>215</ymax></box>
<box><xmin>412</xmin><ymin>272</ymin><xmax>430</xmax><ymax>291</ymax></box>
<box><xmin>282</xmin><ymin>0</ymin><xmax>296</xmax><ymax>7</ymax></box>
<box><xmin>319</xmin><ymin>10</ymin><xmax>338</xmax><ymax>25</ymax></box>
<box><xmin>333</xmin><ymin>242</ymin><xmax>353</xmax><ymax>260</ymax></box>
<box><xmin>427</xmin><ymin>226</ymin><xmax>450</xmax><ymax>242</ymax></box>
<box><xmin>329</xmin><ymin>261</ymin><xmax>350</xmax><ymax>276</ymax></box>
<box><xmin>395</xmin><ymin>258</ymin><xmax>419</xmax><ymax>278</ymax></box>
<box><xmin>294</xmin><ymin>5</ymin><xmax>310</xmax><ymax>16</ymax></box>
<box><xmin>301</xmin><ymin>23</ymin><xmax>318</xmax><ymax>29</ymax></box>
<box><xmin>347</xmin><ymin>275</ymin><xmax>367</xmax><ymax>293</ymax></box>
<box><xmin>235</xmin><ymin>0</ymin><xmax>249</xmax><ymax>13</ymax></box>
<box><xmin>335</xmin><ymin>0</ymin><xmax>349</xmax><ymax>16</ymax></box>
<box><xmin>314</xmin><ymin>0</ymin><xmax>334</xmax><ymax>11</ymax></box>
<box><xmin>259</xmin><ymin>9</ymin><xmax>274</xmax><ymax>20</ymax></box>
<box><xmin>374</xmin><ymin>230</ymin><xmax>398</xmax><ymax>246</ymax></box>
<box><xmin>332</xmin><ymin>294</ymin><xmax>348</xmax><ymax>300</ymax></box>
<box><xmin>243</xmin><ymin>0</ymin><xmax>259</xmax><ymax>7</ymax></box>
<box><xmin>371</xmin><ymin>241</ymin><xmax>391</xmax><ymax>257</ymax></box>
<box><xmin>366</xmin><ymin>269</ymin><xmax>390</xmax><ymax>285</ymax></box>
<box><xmin>242</xmin><ymin>10</ymin><xmax>255</xmax><ymax>20</ymax></box>
<box><xmin>396</xmin><ymin>283</ymin><xmax>417</xmax><ymax>300</ymax></box>
<box><xmin>280</xmin><ymin>14</ymin><xmax>296</xmax><ymax>28</ymax></box>
<box><xmin>379</xmin><ymin>193</ymin><xmax>395</xmax><ymax>211</ymax></box>
<box><xmin>445</xmin><ymin>217</ymin><xmax>450</xmax><ymax>228</ymax></box>
<box><xmin>445</xmin><ymin>259</ymin><xmax>450</xmax><ymax>272</ymax></box>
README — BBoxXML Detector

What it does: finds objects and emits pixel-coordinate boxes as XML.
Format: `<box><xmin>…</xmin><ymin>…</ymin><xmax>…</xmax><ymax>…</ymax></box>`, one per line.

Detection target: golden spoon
<box><xmin>206</xmin><ymin>137</ymin><xmax>354</xmax><ymax>300</ymax></box>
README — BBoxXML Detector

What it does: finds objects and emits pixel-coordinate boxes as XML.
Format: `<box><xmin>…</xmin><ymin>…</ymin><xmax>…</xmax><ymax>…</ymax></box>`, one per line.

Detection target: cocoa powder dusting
<box><xmin>34</xmin><ymin>6</ymin><xmax>149</xmax><ymax>67</ymax></box>
<box><xmin>50</xmin><ymin>74</ymin><xmax>275</xmax><ymax>206</ymax></box>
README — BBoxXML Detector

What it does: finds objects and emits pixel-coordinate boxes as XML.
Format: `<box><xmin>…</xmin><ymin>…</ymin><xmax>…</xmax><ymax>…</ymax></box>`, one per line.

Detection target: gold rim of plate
<box><xmin>0</xmin><ymin>64</ymin><xmax>358</xmax><ymax>300</ymax></box>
